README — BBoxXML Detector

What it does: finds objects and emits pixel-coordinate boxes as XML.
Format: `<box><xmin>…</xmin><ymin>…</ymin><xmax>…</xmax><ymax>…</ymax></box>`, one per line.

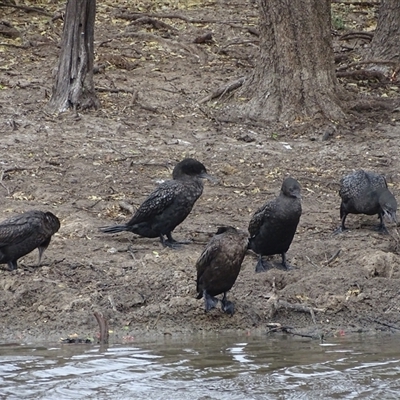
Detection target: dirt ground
<box><xmin>1</xmin><ymin>1</ymin><xmax>400</xmax><ymax>344</ymax></box>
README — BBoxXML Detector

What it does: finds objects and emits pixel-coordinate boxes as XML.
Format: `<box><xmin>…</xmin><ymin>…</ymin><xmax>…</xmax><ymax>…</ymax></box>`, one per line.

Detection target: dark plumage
<box><xmin>337</xmin><ymin>170</ymin><xmax>397</xmax><ymax>233</ymax></box>
<box><xmin>196</xmin><ymin>226</ymin><xmax>248</xmax><ymax>316</ymax></box>
<box><xmin>100</xmin><ymin>158</ymin><xmax>214</xmax><ymax>248</ymax></box>
<box><xmin>248</xmin><ymin>177</ymin><xmax>302</xmax><ymax>272</ymax></box>
<box><xmin>0</xmin><ymin>210</ymin><xmax>60</xmax><ymax>271</ymax></box>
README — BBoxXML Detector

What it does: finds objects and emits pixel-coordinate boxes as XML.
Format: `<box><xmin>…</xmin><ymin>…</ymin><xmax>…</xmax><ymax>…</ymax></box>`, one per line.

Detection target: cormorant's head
<box><xmin>281</xmin><ymin>177</ymin><xmax>301</xmax><ymax>199</ymax></box>
<box><xmin>379</xmin><ymin>190</ymin><xmax>398</xmax><ymax>224</ymax></box>
<box><xmin>173</xmin><ymin>158</ymin><xmax>215</xmax><ymax>182</ymax></box>
<box><xmin>45</xmin><ymin>212</ymin><xmax>61</xmax><ymax>233</ymax></box>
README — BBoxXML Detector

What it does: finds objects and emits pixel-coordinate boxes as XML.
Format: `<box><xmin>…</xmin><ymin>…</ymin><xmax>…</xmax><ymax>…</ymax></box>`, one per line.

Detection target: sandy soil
<box><xmin>1</xmin><ymin>1</ymin><xmax>400</xmax><ymax>344</ymax></box>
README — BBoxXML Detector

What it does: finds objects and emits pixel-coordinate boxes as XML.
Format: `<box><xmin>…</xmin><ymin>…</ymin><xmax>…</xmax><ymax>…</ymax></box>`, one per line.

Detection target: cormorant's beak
<box><xmin>291</xmin><ymin>190</ymin><xmax>301</xmax><ymax>199</ymax></box>
<box><xmin>384</xmin><ymin>209</ymin><xmax>397</xmax><ymax>224</ymax></box>
<box><xmin>201</xmin><ymin>172</ymin><xmax>218</xmax><ymax>184</ymax></box>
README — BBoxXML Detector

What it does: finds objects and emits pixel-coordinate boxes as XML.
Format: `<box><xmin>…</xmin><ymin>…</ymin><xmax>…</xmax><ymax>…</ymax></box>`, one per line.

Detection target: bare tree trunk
<box><xmin>236</xmin><ymin>0</ymin><xmax>345</xmax><ymax>125</ymax></box>
<box><xmin>369</xmin><ymin>0</ymin><xmax>400</xmax><ymax>61</ymax></box>
<box><xmin>47</xmin><ymin>0</ymin><xmax>99</xmax><ymax>113</ymax></box>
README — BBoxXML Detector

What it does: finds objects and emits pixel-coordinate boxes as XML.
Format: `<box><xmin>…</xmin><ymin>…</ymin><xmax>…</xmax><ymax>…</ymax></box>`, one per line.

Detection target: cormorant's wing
<box><xmin>129</xmin><ymin>180</ymin><xmax>180</xmax><ymax>224</ymax></box>
<box><xmin>366</xmin><ymin>171</ymin><xmax>388</xmax><ymax>190</ymax></box>
<box><xmin>248</xmin><ymin>202</ymin><xmax>274</xmax><ymax>237</ymax></box>
<box><xmin>0</xmin><ymin>214</ymin><xmax>43</xmax><ymax>248</ymax></box>
<box><xmin>196</xmin><ymin>238</ymin><xmax>220</xmax><ymax>282</ymax></box>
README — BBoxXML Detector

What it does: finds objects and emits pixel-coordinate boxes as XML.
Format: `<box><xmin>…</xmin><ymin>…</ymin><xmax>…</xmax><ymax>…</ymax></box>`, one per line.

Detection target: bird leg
<box><xmin>375</xmin><ymin>213</ymin><xmax>389</xmax><ymax>234</ymax></box>
<box><xmin>203</xmin><ymin>290</ymin><xmax>218</xmax><ymax>312</ymax></box>
<box><xmin>38</xmin><ymin>238</ymin><xmax>51</xmax><ymax>266</ymax></box>
<box><xmin>7</xmin><ymin>260</ymin><xmax>18</xmax><ymax>271</ymax></box>
<box><xmin>221</xmin><ymin>292</ymin><xmax>235</xmax><ymax>316</ymax></box>
<box><xmin>160</xmin><ymin>232</ymin><xmax>191</xmax><ymax>249</ymax></box>
<box><xmin>255</xmin><ymin>256</ymin><xmax>273</xmax><ymax>273</ymax></box>
<box><xmin>280</xmin><ymin>252</ymin><xmax>293</xmax><ymax>270</ymax></box>
<box><xmin>333</xmin><ymin>214</ymin><xmax>348</xmax><ymax>235</ymax></box>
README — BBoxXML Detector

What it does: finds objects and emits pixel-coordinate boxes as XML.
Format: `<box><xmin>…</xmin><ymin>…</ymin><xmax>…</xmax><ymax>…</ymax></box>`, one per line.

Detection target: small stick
<box><xmin>94</xmin><ymin>312</ymin><xmax>109</xmax><ymax>344</ymax></box>
<box><xmin>323</xmin><ymin>249</ymin><xmax>341</xmax><ymax>266</ymax></box>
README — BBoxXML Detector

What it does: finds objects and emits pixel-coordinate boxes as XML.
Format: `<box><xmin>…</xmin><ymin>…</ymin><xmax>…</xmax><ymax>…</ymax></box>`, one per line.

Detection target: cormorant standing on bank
<box><xmin>337</xmin><ymin>170</ymin><xmax>397</xmax><ymax>233</ymax></box>
<box><xmin>100</xmin><ymin>158</ymin><xmax>214</xmax><ymax>248</ymax></box>
<box><xmin>248</xmin><ymin>177</ymin><xmax>302</xmax><ymax>272</ymax></box>
<box><xmin>196</xmin><ymin>226</ymin><xmax>248</xmax><ymax>316</ymax></box>
<box><xmin>0</xmin><ymin>210</ymin><xmax>60</xmax><ymax>270</ymax></box>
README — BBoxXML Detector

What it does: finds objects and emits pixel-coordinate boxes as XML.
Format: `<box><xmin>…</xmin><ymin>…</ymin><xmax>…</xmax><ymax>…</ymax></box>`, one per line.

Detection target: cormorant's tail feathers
<box><xmin>99</xmin><ymin>224</ymin><xmax>128</xmax><ymax>234</ymax></box>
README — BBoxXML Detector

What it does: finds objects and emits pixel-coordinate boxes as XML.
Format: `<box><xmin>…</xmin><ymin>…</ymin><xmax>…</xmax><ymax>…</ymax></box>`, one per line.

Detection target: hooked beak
<box><xmin>200</xmin><ymin>172</ymin><xmax>218</xmax><ymax>184</ymax></box>
<box><xmin>384</xmin><ymin>209</ymin><xmax>397</xmax><ymax>224</ymax></box>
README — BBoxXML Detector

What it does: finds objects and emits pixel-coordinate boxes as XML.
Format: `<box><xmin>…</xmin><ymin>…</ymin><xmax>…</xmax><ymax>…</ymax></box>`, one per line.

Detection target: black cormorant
<box><xmin>196</xmin><ymin>226</ymin><xmax>248</xmax><ymax>315</ymax></box>
<box><xmin>337</xmin><ymin>169</ymin><xmax>397</xmax><ymax>233</ymax></box>
<box><xmin>101</xmin><ymin>158</ymin><xmax>214</xmax><ymax>248</ymax></box>
<box><xmin>248</xmin><ymin>177</ymin><xmax>302</xmax><ymax>272</ymax></box>
<box><xmin>0</xmin><ymin>210</ymin><xmax>60</xmax><ymax>270</ymax></box>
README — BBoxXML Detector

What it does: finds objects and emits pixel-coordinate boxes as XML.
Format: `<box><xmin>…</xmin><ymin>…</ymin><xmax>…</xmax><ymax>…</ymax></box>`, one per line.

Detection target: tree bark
<box><xmin>47</xmin><ymin>0</ymin><xmax>99</xmax><ymax>113</ymax></box>
<box><xmin>237</xmin><ymin>0</ymin><xmax>345</xmax><ymax>125</ymax></box>
<box><xmin>369</xmin><ymin>0</ymin><xmax>400</xmax><ymax>61</ymax></box>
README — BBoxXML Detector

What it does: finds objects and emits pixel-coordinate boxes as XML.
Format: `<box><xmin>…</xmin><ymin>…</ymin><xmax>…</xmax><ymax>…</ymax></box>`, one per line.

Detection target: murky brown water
<box><xmin>1</xmin><ymin>333</ymin><xmax>400</xmax><ymax>399</ymax></box>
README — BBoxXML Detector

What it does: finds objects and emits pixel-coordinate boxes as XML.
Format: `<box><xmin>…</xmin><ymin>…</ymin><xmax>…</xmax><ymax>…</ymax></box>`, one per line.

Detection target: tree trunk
<box><xmin>237</xmin><ymin>0</ymin><xmax>345</xmax><ymax>125</ymax></box>
<box><xmin>369</xmin><ymin>0</ymin><xmax>400</xmax><ymax>61</ymax></box>
<box><xmin>47</xmin><ymin>0</ymin><xmax>99</xmax><ymax>113</ymax></box>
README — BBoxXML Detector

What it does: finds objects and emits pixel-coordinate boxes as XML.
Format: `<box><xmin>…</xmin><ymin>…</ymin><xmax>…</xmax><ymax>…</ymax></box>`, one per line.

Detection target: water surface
<box><xmin>1</xmin><ymin>333</ymin><xmax>400</xmax><ymax>399</ymax></box>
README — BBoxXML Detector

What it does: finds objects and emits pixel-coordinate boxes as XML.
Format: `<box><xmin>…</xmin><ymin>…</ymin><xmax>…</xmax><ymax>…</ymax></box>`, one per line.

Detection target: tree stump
<box><xmin>47</xmin><ymin>0</ymin><xmax>99</xmax><ymax>113</ymax></box>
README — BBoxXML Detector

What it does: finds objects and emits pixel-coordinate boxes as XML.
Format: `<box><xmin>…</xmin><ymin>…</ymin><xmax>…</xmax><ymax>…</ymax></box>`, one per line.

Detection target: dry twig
<box><xmin>94</xmin><ymin>311</ymin><xmax>109</xmax><ymax>345</ymax></box>
<box><xmin>323</xmin><ymin>249</ymin><xmax>341</xmax><ymax>266</ymax></box>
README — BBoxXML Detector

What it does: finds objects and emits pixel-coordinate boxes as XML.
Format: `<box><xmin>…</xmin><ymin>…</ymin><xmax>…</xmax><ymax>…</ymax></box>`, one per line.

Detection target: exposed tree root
<box><xmin>337</xmin><ymin>70</ymin><xmax>387</xmax><ymax>81</ymax></box>
<box><xmin>347</xmin><ymin>98</ymin><xmax>396</xmax><ymax>112</ymax></box>
<box><xmin>129</xmin><ymin>16</ymin><xmax>178</xmax><ymax>32</ymax></box>
<box><xmin>114</xmin><ymin>11</ymin><xmax>256</xmax><ymax>31</ymax></box>
<box><xmin>336</xmin><ymin>59</ymin><xmax>398</xmax><ymax>72</ymax></box>
<box><xmin>0</xmin><ymin>2</ymin><xmax>52</xmax><ymax>16</ymax></box>
<box><xmin>199</xmin><ymin>77</ymin><xmax>245</xmax><ymax>104</ymax></box>
<box><xmin>266</xmin><ymin>323</ymin><xmax>324</xmax><ymax>340</ymax></box>
<box><xmin>332</xmin><ymin>0</ymin><xmax>379</xmax><ymax>6</ymax></box>
<box><xmin>362</xmin><ymin>317</ymin><xmax>400</xmax><ymax>331</ymax></box>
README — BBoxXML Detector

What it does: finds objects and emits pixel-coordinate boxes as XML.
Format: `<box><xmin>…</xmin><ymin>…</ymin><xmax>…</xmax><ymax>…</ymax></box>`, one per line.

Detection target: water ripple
<box><xmin>1</xmin><ymin>335</ymin><xmax>400</xmax><ymax>399</ymax></box>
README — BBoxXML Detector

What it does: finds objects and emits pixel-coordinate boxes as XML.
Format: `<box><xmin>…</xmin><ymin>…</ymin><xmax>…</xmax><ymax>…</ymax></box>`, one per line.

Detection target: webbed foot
<box><xmin>204</xmin><ymin>291</ymin><xmax>219</xmax><ymax>312</ymax></box>
<box><xmin>374</xmin><ymin>224</ymin><xmax>389</xmax><ymax>235</ymax></box>
<box><xmin>333</xmin><ymin>226</ymin><xmax>348</xmax><ymax>235</ymax></box>
<box><xmin>255</xmin><ymin>257</ymin><xmax>273</xmax><ymax>273</ymax></box>
<box><xmin>279</xmin><ymin>253</ymin><xmax>295</xmax><ymax>271</ymax></box>
<box><xmin>221</xmin><ymin>292</ymin><xmax>235</xmax><ymax>316</ymax></box>
<box><xmin>161</xmin><ymin>233</ymin><xmax>191</xmax><ymax>249</ymax></box>
<box><xmin>221</xmin><ymin>300</ymin><xmax>235</xmax><ymax>316</ymax></box>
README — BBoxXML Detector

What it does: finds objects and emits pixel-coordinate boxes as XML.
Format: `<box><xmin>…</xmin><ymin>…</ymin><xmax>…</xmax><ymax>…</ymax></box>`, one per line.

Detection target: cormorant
<box><xmin>100</xmin><ymin>158</ymin><xmax>214</xmax><ymax>248</ymax></box>
<box><xmin>196</xmin><ymin>226</ymin><xmax>248</xmax><ymax>316</ymax></box>
<box><xmin>0</xmin><ymin>210</ymin><xmax>60</xmax><ymax>270</ymax></box>
<box><xmin>337</xmin><ymin>170</ymin><xmax>397</xmax><ymax>233</ymax></box>
<box><xmin>248</xmin><ymin>177</ymin><xmax>302</xmax><ymax>272</ymax></box>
